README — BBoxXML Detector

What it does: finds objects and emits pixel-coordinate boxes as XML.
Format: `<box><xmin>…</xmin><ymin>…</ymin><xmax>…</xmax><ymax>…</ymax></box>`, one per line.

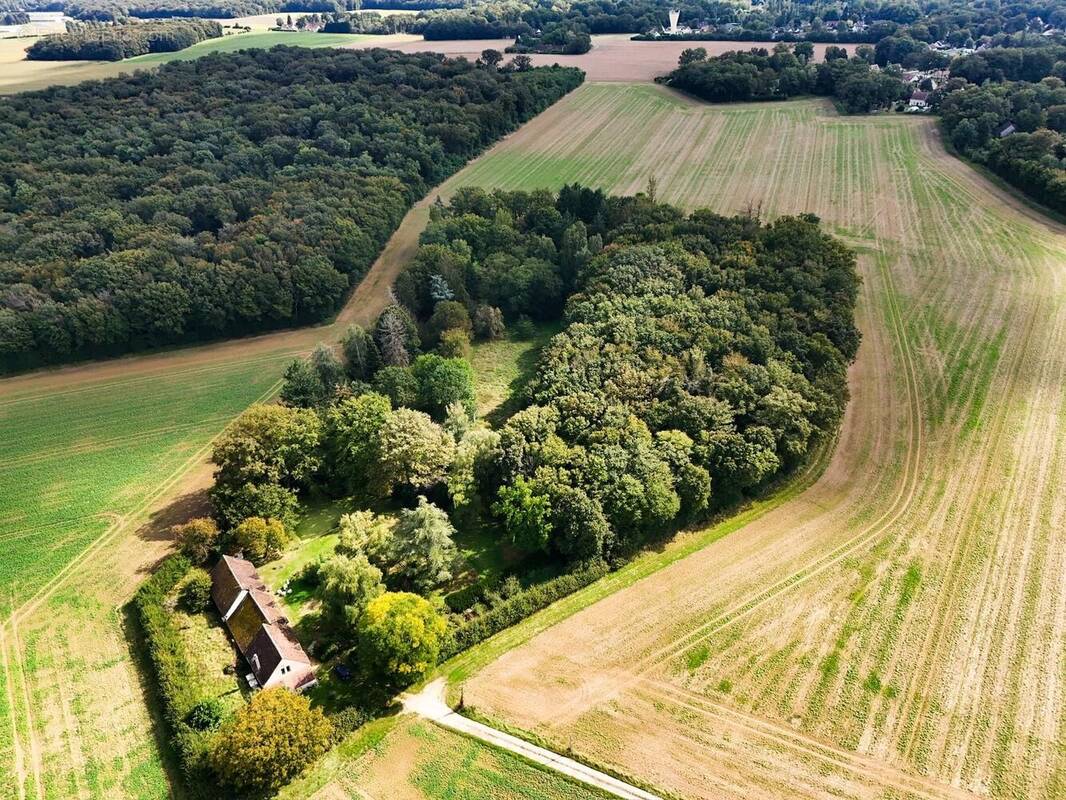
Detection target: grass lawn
<box><xmin>168</xmin><ymin>588</ymin><xmax>245</xmax><ymax>718</ymax></box>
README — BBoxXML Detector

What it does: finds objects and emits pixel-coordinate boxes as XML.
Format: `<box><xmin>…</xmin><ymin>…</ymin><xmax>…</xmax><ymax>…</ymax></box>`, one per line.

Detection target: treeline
<box><xmin>320</xmin><ymin>10</ymin><xmax>418</xmax><ymax>34</ymax></box>
<box><xmin>950</xmin><ymin>45</ymin><xmax>1066</xmax><ymax>83</ymax></box>
<box><xmin>0</xmin><ymin>48</ymin><xmax>583</xmax><ymax>373</ymax></box>
<box><xmin>416</xmin><ymin>0</ymin><xmax>1066</xmax><ymax>46</ymax></box>
<box><xmin>664</xmin><ymin>44</ymin><xmax>907</xmax><ymax>113</ymax></box>
<box><xmin>939</xmin><ymin>78</ymin><xmax>1066</xmax><ymax>213</ymax></box>
<box><xmin>360</xmin><ymin>0</ymin><xmax>462</xmax><ymax>8</ymax></box>
<box><xmin>645</xmin><ymin>0</ymin><xmax>1066</xmax><ymax>45</ymax></box>
<box><xmin>26</xmin><ymin>19</ymin><xmax>222</xmax><ymax>61</ymax></box>
<box><xmin>15</xmin><ymin>0</ymin><xmax>353</xmax><ymax>22</ymax></box>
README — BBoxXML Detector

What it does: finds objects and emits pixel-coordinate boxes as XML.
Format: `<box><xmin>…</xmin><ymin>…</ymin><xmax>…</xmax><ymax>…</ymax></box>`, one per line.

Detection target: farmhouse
<box><xmin>908</xmin><ymin>90</ymin><xmax>930</xmax><ymax>111</ymax></box>
<box><xmin>212</xmin><ymin>554</ymin><xmax>316</xmax><ymax>692</ymax></box>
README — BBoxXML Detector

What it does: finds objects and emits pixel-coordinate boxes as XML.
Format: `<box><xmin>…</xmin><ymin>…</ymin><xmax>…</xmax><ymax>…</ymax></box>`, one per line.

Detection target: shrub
<box><xmin>473</xmin><ymin>304</ymin><xmax>505</xmax><ymax>340</ymax></box>
<box><xmin>329</xmin><ymin>706</ymin><xmax>370</xmax><ymax>744</ymax></box>
<box><xmin>179</xmin><ymin>568</ymin><xmax>213</xmax><ymax>613</ymax></box>
<box><xmin>511</xmin><ymin>315</ymin><xmax>536</xmax><ymax>339</ymax></box>
<box><xmin>438</xmin><ymin>327</ymin><xmax>471</xmax><ymax>358</ymax></box>
<box><xmin>187</xmin><ymin>698</ymin><xmax>224</xmax><ymax>732</ymax></box>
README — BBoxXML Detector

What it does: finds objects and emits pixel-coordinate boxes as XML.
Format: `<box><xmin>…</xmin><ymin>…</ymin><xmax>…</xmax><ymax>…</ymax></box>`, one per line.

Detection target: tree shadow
<box><xmin>130</xmin><ymin>486</ymin><xmax>213</xmax><ymax>578</ymax></box>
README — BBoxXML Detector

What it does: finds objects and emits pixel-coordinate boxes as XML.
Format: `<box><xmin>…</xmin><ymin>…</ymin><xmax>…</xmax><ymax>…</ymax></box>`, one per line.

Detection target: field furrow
<box><xmin>451</xmin><ymin>84</ymin><xmax>1066</xmax><ymax>800</ymax></box>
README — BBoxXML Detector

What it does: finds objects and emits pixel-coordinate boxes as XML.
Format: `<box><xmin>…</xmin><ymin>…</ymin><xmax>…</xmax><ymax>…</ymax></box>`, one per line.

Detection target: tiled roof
<box><xmin>210</xmin><ymin>554</ymin><xmax>266</xmax><ymax>616</ymax></box>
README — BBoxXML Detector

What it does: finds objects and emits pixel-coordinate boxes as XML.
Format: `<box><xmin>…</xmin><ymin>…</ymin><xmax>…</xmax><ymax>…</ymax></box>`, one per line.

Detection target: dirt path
<box><xmin>403</xmin><ymin>680</ymin><xmax>662</xmax><ymax>800</ymax></box>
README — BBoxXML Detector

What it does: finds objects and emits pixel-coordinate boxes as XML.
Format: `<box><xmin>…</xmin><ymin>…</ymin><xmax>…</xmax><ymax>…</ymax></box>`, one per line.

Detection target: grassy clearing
<box><xmin>469</xmin><ymin>324</ymin><xmax>560</xmax><ymax>421</ymax></box>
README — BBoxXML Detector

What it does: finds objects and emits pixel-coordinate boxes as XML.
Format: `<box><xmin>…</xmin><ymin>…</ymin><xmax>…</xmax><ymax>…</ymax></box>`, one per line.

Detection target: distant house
<box><xmin>212</xmin><ymin>555</ymin><xmax>316</xmax><ymax>692</ymax></box>
<box><xmin>995</xmin><ymin>121</ymin><xmax>1017</xmax><ymax>138</ymax></box>
<box><xmin>908</xmin><ymin>90</ymin><xmax>930</xmax><ymax>110</ymax></box>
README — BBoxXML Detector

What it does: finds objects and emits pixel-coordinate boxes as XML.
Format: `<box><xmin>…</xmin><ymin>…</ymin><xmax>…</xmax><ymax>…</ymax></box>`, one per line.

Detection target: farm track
<box><xmin>459</xmin><ymin>85</ymin><xmax>1066</xmax><ymax>800</ymax></box>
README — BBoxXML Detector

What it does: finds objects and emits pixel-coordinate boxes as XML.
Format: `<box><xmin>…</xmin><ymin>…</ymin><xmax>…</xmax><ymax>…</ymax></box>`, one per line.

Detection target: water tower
<box><xmin>668</xmin><ymin>9</ymin><xmax>681</xmax><ymax>34</ymax></box>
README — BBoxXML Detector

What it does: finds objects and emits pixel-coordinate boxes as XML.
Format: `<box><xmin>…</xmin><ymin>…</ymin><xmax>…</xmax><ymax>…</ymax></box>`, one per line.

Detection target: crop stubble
<box><xmin>457</xmin><ymin>85</ymin><xmax>1066</xmax><ymax>800</ymax></box>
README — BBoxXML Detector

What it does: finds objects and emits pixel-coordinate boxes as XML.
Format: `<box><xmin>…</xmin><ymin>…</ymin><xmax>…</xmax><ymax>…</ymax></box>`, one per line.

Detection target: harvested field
<box><xmin>448</xmin><ymin>84</ymin><xmax>1066</xmax><ymax>800</ymax></box>
<box><xmin>364</xmin><ymin>33</ymin><xmax>855</xmax><ymax>81</ymax></box>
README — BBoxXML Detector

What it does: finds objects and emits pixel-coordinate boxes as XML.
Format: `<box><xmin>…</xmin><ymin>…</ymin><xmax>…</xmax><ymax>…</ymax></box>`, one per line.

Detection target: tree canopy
<box><xmin>27</xmin><ymin>19</ymin><xmax>221</xmax><ymax>61</ymax></box>
<box><xmin>209</xmin><ymin>688</ymin><xmax>332</xmax><ymax>793</ymax></box>
<box><xmin>0</xmin><ymin>47</ymin><xmax>582</xmax><ymax>373</ymax></box>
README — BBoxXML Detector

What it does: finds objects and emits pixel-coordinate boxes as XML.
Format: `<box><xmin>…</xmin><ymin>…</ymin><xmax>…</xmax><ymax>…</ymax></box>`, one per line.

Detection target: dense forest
<box><xmin>259</xmin><ymin>186</ymin><xmax>858</xmax><ymax>568</ymax></box>
<box><xmin>664</xmin><ymin>44</ymin><xmax>907</xmax><ymax>112</ymax></box>
<box><xmin>26</xmin><ymin>18</ymin><xmax>222</xmax><ymax>60</ymax></box>
<box><xmin>0</xmin><ymin>48</ymin><xmax>582</xmax><ymax>372</ymax></box>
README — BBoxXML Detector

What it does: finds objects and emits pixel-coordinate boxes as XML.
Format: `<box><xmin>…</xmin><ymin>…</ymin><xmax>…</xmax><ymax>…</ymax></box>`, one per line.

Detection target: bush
<box><xmin>179</xmin><ymin>568</ymin><xmax>213</xmax><ymax>613</ymax></box>
<box><xmin>174</xmin><ymin>517</ymin><xmax>220</xmax><ymax>564</ymax></box>
<box><xmin>473</xmin><ymin>304</ymin><xmax>505</xmax><ymax>340</ymax></box>
<box><xmin>438</xmin><ymin>328</ymin><xmax>471</xmax><ymax>358</ymax></box>
<box><xmin>511</xmin><ymin>315</ymin><xmax>536</xmax><ymax>339</ymax></box>
<box><xmin>329</xmin><ymin>706</ymin><xmax>370</xmax><ymax>744</ymax></box>
<box><xmin>442</xmin><ymin>560</ymin><xmax>609</xmax><ymax>659</ymax></box>
<box><xmin>187</xmin><ymin>698</ymin><xmax>224</xmax><ymax>732</ymax></box>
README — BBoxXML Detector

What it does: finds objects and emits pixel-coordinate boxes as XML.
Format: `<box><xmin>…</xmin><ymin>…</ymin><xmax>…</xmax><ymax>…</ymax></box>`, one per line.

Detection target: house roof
<box><xmin>226</xmin><ymin>592</ymin><xmax>270</xmax><ymax>653</ymax></box>
<box><xmin>910</xmin><ymin>90</ymin><xmax>930</xmax><ymax>102</ymax></box>
<box><xmin>247</xmin><ymin>622</ymin><xmax>311</xmax><ymax>685</ymax></box>
<box><xmin>211</xmin><ymin>554</ymin><xmax>267</xmax><ymax>616</ymax></box>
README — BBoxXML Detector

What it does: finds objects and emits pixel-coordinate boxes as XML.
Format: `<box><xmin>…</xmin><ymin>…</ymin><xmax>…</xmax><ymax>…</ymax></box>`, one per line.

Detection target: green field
<box><xmin>0</xmin><ymin>348</ymin><xmax>299</xmax><ymax>800</ymax></box>
<box><xmin>0</xmin><ymin>31</ymin><xmax>375</xmax><ymax>94</ymax></box>
<box><xmin>283</xmin><ymin>716</ymin><xmax>613</xmax><ymax>799</ymax></box>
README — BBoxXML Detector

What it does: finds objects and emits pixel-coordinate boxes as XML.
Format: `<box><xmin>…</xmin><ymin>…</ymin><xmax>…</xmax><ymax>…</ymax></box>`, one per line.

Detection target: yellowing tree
<box><xmin>357</xmin><ymin>592</ymin><xmax>446</xmax><ymax>688</ymax></box>
<box><xmin>210</xmin><ymin>688</ymin><xmax>332</xmax><ymax>793</ymax></box>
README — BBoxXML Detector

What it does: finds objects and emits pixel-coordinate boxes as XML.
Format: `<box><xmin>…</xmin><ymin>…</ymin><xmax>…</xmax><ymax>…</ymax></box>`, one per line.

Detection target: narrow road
<box><xmin>403</xmin><ymin>679</ymin><xmax>662</xmax><ymax>800</ymax></box>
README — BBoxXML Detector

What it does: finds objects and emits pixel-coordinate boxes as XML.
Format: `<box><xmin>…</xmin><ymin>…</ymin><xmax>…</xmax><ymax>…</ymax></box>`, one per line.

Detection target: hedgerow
<box><xmin>441</xmin><ymin>559</ymin><xmax>609</xmax><ymax>659</ymax></box>
<box><xmin>131</xmin><ymin>554</ymin><xmax>214</xmax><ymax>789</ymax></box>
